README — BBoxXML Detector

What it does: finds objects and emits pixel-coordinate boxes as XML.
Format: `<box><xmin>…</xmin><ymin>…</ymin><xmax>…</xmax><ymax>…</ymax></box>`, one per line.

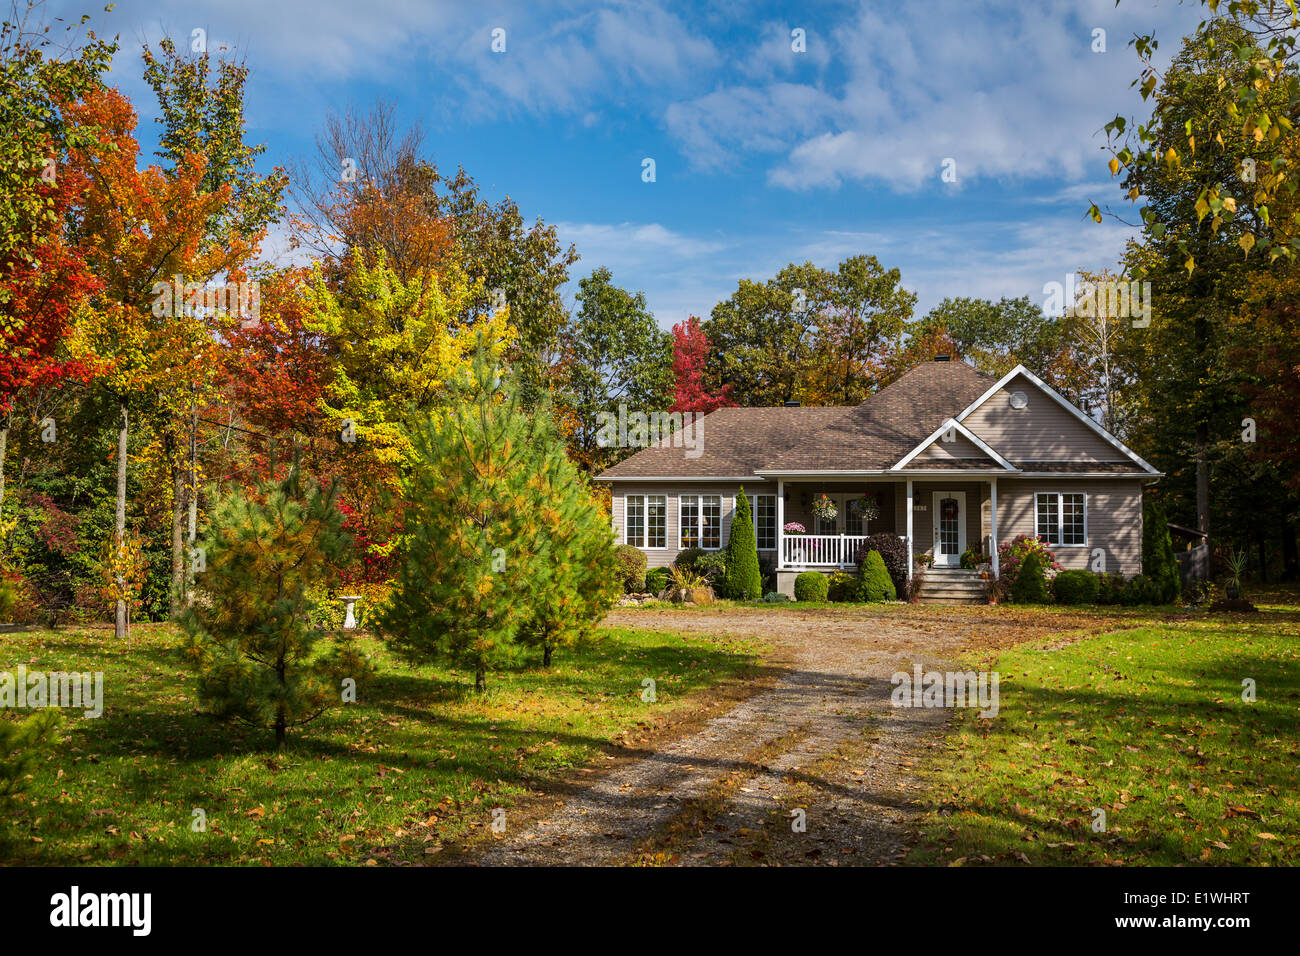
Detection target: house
<box><xmin>596</xmin><ymin>356</ymin><xmax>1162</xmax><ymax>600</ymax></box>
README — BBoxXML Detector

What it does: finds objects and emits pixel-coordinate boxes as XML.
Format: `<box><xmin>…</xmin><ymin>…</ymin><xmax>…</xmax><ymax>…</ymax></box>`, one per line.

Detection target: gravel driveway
<box><xmin>463</xmin><ymin>605</ymin><xmax>1079</xmax><ymax>867</ymax></box>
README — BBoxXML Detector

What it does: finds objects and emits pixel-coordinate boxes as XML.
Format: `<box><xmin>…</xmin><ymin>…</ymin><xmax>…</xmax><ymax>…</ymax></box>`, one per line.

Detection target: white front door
<box><xmin>932</xmin><ymin>491</ymin><xmax>966</xmax><ymax>567</ymax></box>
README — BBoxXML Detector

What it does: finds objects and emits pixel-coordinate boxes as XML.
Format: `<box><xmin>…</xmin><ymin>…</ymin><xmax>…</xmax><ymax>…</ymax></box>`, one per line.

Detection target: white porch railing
<box><xmin>781</xmin><ymin>534</ymin><xmax>869</xmax><ymax>568</ymax></box>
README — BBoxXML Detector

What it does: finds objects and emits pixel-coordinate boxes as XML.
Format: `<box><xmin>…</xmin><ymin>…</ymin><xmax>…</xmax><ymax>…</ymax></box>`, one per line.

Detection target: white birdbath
<box><xmin>340</xmin><ymin>595</ymin><xmax>362</xmax><ymax>629</ymax></box>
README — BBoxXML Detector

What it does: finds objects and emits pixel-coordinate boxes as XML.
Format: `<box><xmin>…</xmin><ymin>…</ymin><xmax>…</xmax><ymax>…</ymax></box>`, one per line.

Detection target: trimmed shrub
<box><xmin>856</xmin><ymin>550</ymin><xmax>897</xmax><ymax>602</ymax></box>
<box><xmin>695</xmin><ymin>552</ymin><xmax>727</xmax><ymax>581</ymax></box>
<box><xmin>645</xmin><ymin>567</ymin><xmax>670</xmax><ymax>595</ymax></box>
<box><xmin>856</xmin><ymin>533</ymin><xmax>907</xmax><ymax>597</ymax></box>
<box><xmin>1010</xmin><ymin>550</ymin><xmax>1050</xmax><ymax>603</ymax></box>
<box><xmin>826</xmin><ymin>570</ymin><xmax>857</xmax><ymax>602</ymax></box>
<box><xmin>613</xmin><ymin>544</ymin><xmax>647</xmax><ymax>593</ymax></box>
<box><xmin>1120</xmin><ymin>573</ymin><xmax>1157</xmax><ymax>606</ymax></box>
<box><xmin>998</xmin><ymin>534</ymin><xmax>1062</xmax><ymax>592</ymax></box>
<box><xmin>1096</xmin><ymin>572</ymin><xmax>1127</xmax><ymax>605</ymax></box>
<box><xmin>673</xmin><ymin>547</ymin><xmax>706</xmax><ymax>572</ymax></box>
<box><xmin>1053</xmin><ymin>569</ymin><xmax>1099</xmax><ymax>605</ymax></box>
<box><xmin>1142</xmin><ymin>499</ymin><xmax>1180</xmax><ymax>603</ymax></box>
<box><xmin>794</xmin><ymin>571</ymin><xmax>829</xmax><ymax>602</ymax></box>
<box><xmin>724</xmin><ymin>489</ymin><xmax>763</xmax><ymax>600</ymax></box>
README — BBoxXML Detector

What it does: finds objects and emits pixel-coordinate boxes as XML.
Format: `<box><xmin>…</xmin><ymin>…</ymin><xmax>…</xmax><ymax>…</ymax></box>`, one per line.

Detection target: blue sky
<box><xmin>59</xmin><ymin>0</ymin><xmax>1204</xmax><ymax>327</ymax></box>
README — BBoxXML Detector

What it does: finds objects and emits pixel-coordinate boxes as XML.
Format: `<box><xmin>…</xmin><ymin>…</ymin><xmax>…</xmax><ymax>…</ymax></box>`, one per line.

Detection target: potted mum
<box><xmin>783</xmin><ymin>521</ymin><xmax>806</xmax><ymax>535</ymax></box>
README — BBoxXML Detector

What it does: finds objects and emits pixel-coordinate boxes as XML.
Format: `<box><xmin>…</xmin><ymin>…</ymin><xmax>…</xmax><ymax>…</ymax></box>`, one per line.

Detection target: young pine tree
<box><xmin>1142</xmin><ymin>498</ymin><xmax>1181</xmax><ymax>602</ymax></box>
<box><xmin>380</xmin><ymin>347</ymin><xmax>551</xmax><ymax>691</ymax></box>
<box><xmin>179</xmin><ymin>469</ymin><xmax>362</xmax><ymax>748</ymax></box>
<box><xmin>724</xmin><ymin>488</ymin><xmax>763</xmax><ymax>600</ymax></box>
<box><xmin>0</xmin><ymin>711</ymin><xmax>61</xmax><ymax>801</ymax></box>
<box><xmin>515</xmin><ymin>408</ymin><xmax>620</xmax><ymax>668</ymax></box>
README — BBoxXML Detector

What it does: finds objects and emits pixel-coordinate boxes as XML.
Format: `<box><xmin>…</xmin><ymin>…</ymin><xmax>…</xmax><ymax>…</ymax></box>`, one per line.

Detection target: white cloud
<box><xmin>663</xmin><ymin>0</ymin><xmax>1203</xmax><ymax>192</ymax></box>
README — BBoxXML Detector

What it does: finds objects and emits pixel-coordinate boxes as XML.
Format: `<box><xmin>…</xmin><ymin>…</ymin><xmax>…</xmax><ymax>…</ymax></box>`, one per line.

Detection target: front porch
<box><xmin>772</xmin><ymin>477</ymin><xmax>1004</xmax><ymax>593</ymax></box>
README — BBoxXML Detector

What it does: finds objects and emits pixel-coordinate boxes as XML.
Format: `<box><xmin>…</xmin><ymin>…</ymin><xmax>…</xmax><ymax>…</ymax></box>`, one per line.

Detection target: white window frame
<box><xmin>750</xmin><ymin>494</ymin><xmax>777</xmax><ymax>551</ymax></box>
<box><xmin>700</xmin><ymin>495</ymin><xmax>722</xmax><ymax>550</ymax></box>
<box><xmin>680</xmin><ymin>494</ymin><xmax>723</xmax><ymax>550</ymax></box>
<box><xmin>624</xmin><ymin>494</ymin><xmax>645</xmax><ymax>548</ymax></box>
<box><xmin>624</xmin><ymin>494</ymin><xmax>667</xmax><ymax>549</ymax></box>
<box><xmin>645</xmin><ymin>494</ymin><xmax>667</xmax><ymax>550</ymax></box>
<box><xmin>1035</xmin><ymin>491</ymin><xmax>1087</xmax><ymax>547</ymax></box>
<box><xmin>679</xmin><ymin>494</ymin><xmax>700</xmax><ymax>550</ymax></box>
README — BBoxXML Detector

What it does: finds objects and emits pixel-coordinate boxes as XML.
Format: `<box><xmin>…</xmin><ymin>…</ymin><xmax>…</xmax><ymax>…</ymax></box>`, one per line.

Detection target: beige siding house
<box><xmin>597</xmin><ymin>357</ymin><xmax>1161</xmax><ymax>597</ymax></box>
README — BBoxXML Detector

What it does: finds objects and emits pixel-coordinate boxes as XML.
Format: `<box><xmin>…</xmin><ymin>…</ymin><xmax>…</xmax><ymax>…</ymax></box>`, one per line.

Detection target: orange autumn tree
<box><xmin>64</xmin><ymin>85</ymin><xmax>258</xmax><ymax>635</ymax></box>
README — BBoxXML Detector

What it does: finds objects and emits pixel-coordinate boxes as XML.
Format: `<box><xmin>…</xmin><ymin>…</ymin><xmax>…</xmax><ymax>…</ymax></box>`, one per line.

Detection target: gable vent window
<box><xmin>1009</xmin><ymin>391</ymin><xmax>1029</xmax><ymax>409</ymax></box>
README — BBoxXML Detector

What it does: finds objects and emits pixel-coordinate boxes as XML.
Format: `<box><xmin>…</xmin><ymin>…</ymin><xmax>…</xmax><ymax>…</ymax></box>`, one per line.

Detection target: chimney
<box><xmin>933</xmin><ymin>353</ymin><xmax>951</xmax><ymax>362</ymax></box>
<box><xmin>784</xmin><ymin>400</ymin><xmax>801</xmax><ymax>407</ymax></box>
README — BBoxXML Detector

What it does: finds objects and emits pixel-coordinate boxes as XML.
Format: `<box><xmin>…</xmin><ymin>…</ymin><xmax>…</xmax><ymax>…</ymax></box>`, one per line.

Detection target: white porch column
<box><xmin>776</xmin><ymin>479</ymin><xmax>785</xmax><ymax>569</ymax></box>
<box><xmin>905</xmin><ymin>478</ymin><xmax>914</xmax><ymax>582</ymax></box>
<box><xmin>989</xmin><ymin>477</ymin><xmax>999</xmax><ymax>580</ymax></box>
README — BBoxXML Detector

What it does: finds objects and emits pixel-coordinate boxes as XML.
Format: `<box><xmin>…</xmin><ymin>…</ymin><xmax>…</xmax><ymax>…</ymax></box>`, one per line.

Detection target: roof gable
<box><xmin>956</xmin><ymin>365</ymin><xmax>1159</xmax><ymax>474</ymax></box>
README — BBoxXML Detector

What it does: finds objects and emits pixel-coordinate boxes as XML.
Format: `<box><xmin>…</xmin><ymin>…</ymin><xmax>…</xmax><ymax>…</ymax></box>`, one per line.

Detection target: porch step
<box><xmin>914</xmin><ymin>568</ymin><xmax>989</xmax><ymax>605</ymax></box>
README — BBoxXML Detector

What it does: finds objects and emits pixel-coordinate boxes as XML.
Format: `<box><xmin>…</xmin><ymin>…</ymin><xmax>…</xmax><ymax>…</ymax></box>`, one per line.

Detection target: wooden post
<box><xmin>776</xmin><ymin>479</ymin><xmax>785</xmax><ymax>569</ymax></box>
<box><xmin>990</xmin><ymin>478</ymin><xmax>999</xmax><ymax>580</ymax></box>
<box><xmin>906</xmin><ymin>478</ymin><xmax>914</xmax><ymax>582</ymax></box>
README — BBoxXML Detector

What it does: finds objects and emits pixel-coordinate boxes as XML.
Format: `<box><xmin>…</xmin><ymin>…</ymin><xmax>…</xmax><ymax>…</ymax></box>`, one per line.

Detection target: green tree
<box><xmin>141</xmin><ymin>35</ymin><xmax>286</xmax><ymax>615</ymax></box>
<box><xmin>1011</xmin><ymin>550</ymin><xmax>1050</xmax><ymax>604</ymax></box>
<box><xmin>380</xmin><ymin>347</ymin><xmax>552</xmax><ymax>691</ymax></box>
<box><xmin>289</xmin><ymin>103</ymin><xmax>577</xmax><ymax>401</ymax></box>
<box><xmin>1112</xmin><ymin>22</ymin><xmax>1293</xmax><ymax>561</ymax></box>
<box><xmin>856</xmin><ymin>550</ymin><xmax>897</xmax><ymax>602</ymax></box>
<box><xmin>560</xmin><ymin>267</ymin><xmax>672</xmax><ymax>469</ymax></box>
<box><xmin>179</xmin><ymin>468</ymin><xmax>359</xmax><ymax>748</ymax></box>
<box><xmin>724</xmin><ymin>488</ymin><xmax>762</xmax><ymax>600</ymax></box>
<box><xmin>0</xmin><ymin>1</ymin><xmax>114</xmax><ymax>274</ymax></box>
<box><xmin>0</xmin><ymin>709</ymin><xmax>60</xmax><ymax>800</ymax></box>
<box><xmin>1103</xmin><ymin>2</ymin><xmax>1300</xmax><ymax>269</ymax></box>
<box><xmin>706</xmin><ymin>255</ymin><xmax>912</xmax><ymax>406</ymax></box>
<box><xmin>515</xmin><ymin>408</ymin><xmax>620</xmax><ymax>667</ymax></box>
<box><xmin>1142</xmin><ymin>498</ymin><xmax>1181</xmax><ymax>602</ymax></box>
<box><xmin>142</xmin><ymin>36</ymin><xmax>285</xmax><ymax>245</ymax></box>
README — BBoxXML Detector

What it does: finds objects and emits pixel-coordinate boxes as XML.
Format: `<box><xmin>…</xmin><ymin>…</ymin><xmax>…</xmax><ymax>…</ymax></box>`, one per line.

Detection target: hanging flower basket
<box><xmin>811</xmin><ymin>494</ymin><xmax>838</xmax><ymax>521</ymax></box>
<box><xmin>855</xmin><ymin>494</ymin><xmax>880</xmax><ymax>523</ymax></box>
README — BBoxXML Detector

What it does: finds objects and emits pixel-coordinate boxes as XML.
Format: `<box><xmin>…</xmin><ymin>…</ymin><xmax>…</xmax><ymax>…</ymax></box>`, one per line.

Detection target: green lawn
<box><xmin>0</xmin><ymin>623</ymin><xmax>764</xmax><ymax>865</ymax></box>
<box><xmin>907</xmin><ymin>600</ymin><xmax>1300</xmax><ymax>866</ymax></box>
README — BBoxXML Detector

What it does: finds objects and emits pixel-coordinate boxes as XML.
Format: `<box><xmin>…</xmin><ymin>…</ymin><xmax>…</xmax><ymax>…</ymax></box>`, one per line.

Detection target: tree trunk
<box><xmin>543</xmin><ymin>645</ymin><xmax>553</xmax><ymax>668</ymax></box>
<box><xmin>275</xmin><ymin>655</ymin><xmax>287</xmax><ymax>749</ymax></box>
<box><xmin>0</xmin><ymin>418</ymin><xmax>8</xmax><ymax>523</ymax></box>
<box><xmin>1195</xmin><ymin>422</ymin><xmax>1210</xmax><ymax>579</ymax></box>
<box><xmin>115</xmin><ymin>400</ymin><xmax>129</xmax><ymax>641</ymax></box>
<box><xmin>1282</xmin><ymin>520</ymin><xmax>1298</xmax><ymax>582</ymax></box>
<box><xmin>187</xmin><ymin>410</ymin><xmax>197</xmax><ymax>605</ymax></box>
<box><xmin>1256</xmin><ymin>530</ymin><xmax>1268</xmax><ymax>584</ymax></box>
<box><xmin>168</xmin><ymin>430</ymin><xmax>185</xmax><ymax>619</ymax></box>
<box><xmin>475</xmin><ymin>666</ymin><xmax>486</xmax><ymax>693</ymax></box>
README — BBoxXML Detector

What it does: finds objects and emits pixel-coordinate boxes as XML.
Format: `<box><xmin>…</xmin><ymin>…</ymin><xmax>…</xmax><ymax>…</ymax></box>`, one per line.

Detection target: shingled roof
<box><xmin>596</xmin><ymin>358</ymin><xmax>1001</xmax><ymax>480</ymax></box>
<box><xmin>756</xmin><ymin>359</ymin><xmax>997</xmax><ymax>473</ymax></box>
<box><xmin>595</xmin><ymin>405</ymin><xmax>850</xmax><ymax>479</ymax></box>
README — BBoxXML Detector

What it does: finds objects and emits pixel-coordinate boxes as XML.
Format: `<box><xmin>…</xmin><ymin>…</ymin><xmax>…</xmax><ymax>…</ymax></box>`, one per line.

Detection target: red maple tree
<box><xmin>670</xmin><ymin>315</ymin><xmax>733</xmax><ymax>413</ymax></box>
